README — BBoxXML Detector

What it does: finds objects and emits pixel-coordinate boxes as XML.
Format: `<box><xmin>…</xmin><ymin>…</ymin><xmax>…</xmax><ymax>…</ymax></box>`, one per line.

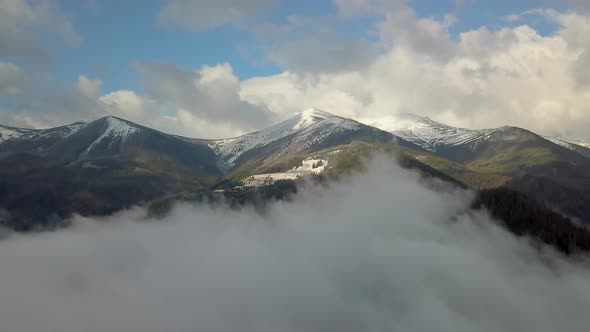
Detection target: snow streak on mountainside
<box><xmin>543</xmin><ymin>136</ymin><xmax>590</xmax><ymax>158</ymax></box>
<box><xmin>368</xmin><ymin>113</ymin><xmax>590</xmax><ymax>157</ymax></box>
<box><xmin>366</xmin><ymin>113</ymin><xmax>497</xmax><ymax>152</ymax></box>
<box><xmin>544</xmin><ymin>136</ymin><xmax>590</xmax><ymax>149</ymax></box>
<box><xmin>84</xmin><ymin>117</ymin><xmax>140</xmax><ymax>154</ymax></box>
<box><xmin>0</xmin><ymin>122</ymin><xmax>85</xmax><ymax>143</ymax></box>
<box><xmin>0</xmin><ymin>116</ymin><xmax>148</xmax><ymax>157</ymax></box>
<box><xmin>211</xmin><ymin>108</ymin><xmax>361</xmax><ymax>165</ymax></box>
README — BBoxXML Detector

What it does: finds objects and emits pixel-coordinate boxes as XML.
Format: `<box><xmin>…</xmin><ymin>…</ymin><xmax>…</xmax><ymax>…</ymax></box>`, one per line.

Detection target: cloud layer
<box><xmin>2</xmin><ymin>1</ymin><xmax>590</xmax><ymax>140</ymax></box>
<box><xmin>0</xmin><ymin>157</ymin><xmax>589</xmax><ymax>332</ymax></box>
<box><xmin>241</xmin><ymin>3</ymin><xmax>590</xmax><ymax>139</ymax></box>
<box><xmin>0</xmin><ymin>0</ymin><xmax>81</xmax><ymax>65</ymax></box>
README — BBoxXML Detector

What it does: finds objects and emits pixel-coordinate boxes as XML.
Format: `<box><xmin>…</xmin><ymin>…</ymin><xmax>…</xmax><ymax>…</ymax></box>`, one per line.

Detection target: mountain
<box><xmin>543</xmin><ymin>136</ymin><xmax>590</xmax><ymax>159</ymax></box>
<box><xmin>0</xmin><ymin>116</ymin><xmax>221</xmax><ymax>229</ymax></box>
<box><xmin>369</xmin><ymin>113</ymin><xmax>590</xmax><ymax>222</ymax></box>
<box><xmin>0</xmin><ymin>122</ymin><xmax>86</xmax><ymax>152</ymax></box>
<box><xmin>372</xmin><ymin>113</ymin><xmax>589</xmax><ymax>165</ymax></box>
<box><xmin>209</xmin><ymin>108</ymin><xmax>424</xmax><ymax>178</ymax></box>
<box><xmin>2</xmin><ymin>110</ymin><xmax>590</xmax><ymax>232</ymax></box>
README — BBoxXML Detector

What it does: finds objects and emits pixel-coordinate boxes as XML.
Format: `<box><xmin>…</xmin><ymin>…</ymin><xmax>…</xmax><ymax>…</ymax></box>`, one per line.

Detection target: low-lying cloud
<box><xmin>0</xmin><ymin>157</ymin><xmax>589</xmax><ymax>332</ymax></box>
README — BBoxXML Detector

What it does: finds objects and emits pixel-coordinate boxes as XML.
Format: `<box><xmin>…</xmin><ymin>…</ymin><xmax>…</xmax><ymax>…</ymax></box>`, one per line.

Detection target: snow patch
<box><xmin>239</xmin><ymin>158</ymin><xmax>329</xmax><ymax>188</ymax></box>
<box><xmin>368</xmin><ymin>114</ymin><xmax>496</xmax><ymax>152</ymax></box>
<box><xmin>212</xmin><ymin>108</ymin><xmax>358</xmax><ymax>165</ymax></box>
<box><xmin>289</xmin><ymin>158</ymin><xmax>328</xmax><ymax>174</ymax></box>
<box><xmin>544</xmin><ymin>136</ymin><xmax>590</xmax><ymax>150</ymax></box>
<box><xmin>241</xmin><ymin>173</ymin><xmax>300</xmax><ymax>188</ymax></box>
<box><xmin>0</xmin><ymin>126</ymin><xmax>30</xmax><ymax>143</ymax></box>
<box><xmin>84</xmin><ymin>117</ymin><xmax>139</xmax><ymax>154</ymax></box>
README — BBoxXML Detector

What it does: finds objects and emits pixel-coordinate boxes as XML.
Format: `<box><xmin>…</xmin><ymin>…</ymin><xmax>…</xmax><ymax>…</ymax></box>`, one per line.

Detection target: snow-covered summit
<box><xmin>83</xmin><ymin>116</ymin><xmax>141</xmax><ymax>154</ymax></box>
<box><xmin>0</xmin><ymin>125</ymin><xmax>33</xmax><ymax>143</ymax></box>
<box><xmin>211</xmin><ymin>108</ymin><xmax>360</xmax><ymax>165</ymax></box>
<box><xmin>293</xmin><ymin>108</ymin><xmax>334</xmax><ymax>130</ymax></box>
<box><xmin>368</xmin><ymin>113</ymin><xmax>496</xmax><ymax>152</ymax></box>
<box><xmin>544</xmin><ymin>136</ymin><xmax>590</xmax><ymax>149</ymax></box>
<box><xmin>0</xmin><ymin>121</ymin><xmax>87</xmax><ymax>144</ymax></box>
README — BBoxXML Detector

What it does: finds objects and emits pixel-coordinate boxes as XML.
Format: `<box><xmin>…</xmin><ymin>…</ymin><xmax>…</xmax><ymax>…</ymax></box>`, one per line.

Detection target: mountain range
<box><xmin>1</xmin><ymin>108</ymin><xmax>590</xmax><ymax>235</ymax></box>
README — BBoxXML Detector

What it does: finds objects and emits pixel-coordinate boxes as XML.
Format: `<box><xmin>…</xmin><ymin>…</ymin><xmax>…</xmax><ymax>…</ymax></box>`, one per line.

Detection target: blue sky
<box><xmin>2</xmin><ymin>0</ymin><xmax>590</xmax><ymax>139</ymax></box>
<box><xmin>44</xmin><ymin>0</ymin><xmax>565</xmax><ymax>94</ymax></box>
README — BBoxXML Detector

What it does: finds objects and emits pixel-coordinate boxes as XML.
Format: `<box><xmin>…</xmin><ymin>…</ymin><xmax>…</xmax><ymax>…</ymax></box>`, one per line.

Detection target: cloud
<box><xmin>0</xmin><ymin>157</ymin><xmax>589</xmax><ymax>331</ymax></box>
<box><xmin>256</xmin><ymin>14</ymin><xmax>379</xmax><ymax>74</ymax></box>
<box><xmin>77</xmin><ymin>75</ymin><xmax>102</xmax><ymax>98</ymax></box>
<box><xmin>4</xmin><ymin>1</ymin><xmax>590</xmax><ymax>141</ymax></box>
<box><xmin>98</xmin><ymin>89</ymin><xmax>252</xmax><ymax>138</ymax></box>
<box><xmin>266</xmin><ymin>31</ymin><xmax>377</xmax><ymax>74</ymax></box>
<box><xmin>133</xmin><ymin>62</ymin><xmax>275</xmax><ymax>136</ymax></box>
<box><xmin>0</xmin><ymin>60</ymin><xmax>273</xmax><ymax>138</ymax></box>
<box><xmin>0</xmin><ymin>61</ymin><xmax>27</xmax><ymax>98</ymax></box>
<box><xmin>377</xmin><ymin>7</ymin><xmax>456</xmax><ymax>61</ymax></box>
<box><xmin>157</xmin><ymin>0</ymin><xmax>276</xmax><ymax>31</ymax></box>
<box><xmin>0</xmin><ymin>61</ymin><xmax>104</xmax><ymax>129</ymax></box>
<box><xmin>0</xmin><ymin>0</ymin><xmax>82</xmax><ymax>65</ymax></box>
<box><xmin>242</xmin><ymin>6</ymin><xmax>590</xmax><ymax>140</ymax></box>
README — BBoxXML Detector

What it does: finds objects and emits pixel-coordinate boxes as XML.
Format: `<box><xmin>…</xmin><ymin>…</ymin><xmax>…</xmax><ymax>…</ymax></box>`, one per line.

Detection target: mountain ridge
<box><xmin>2</xmin><ymin>110</ymin><xmax>590</xmax><ymax>229</ymax></box>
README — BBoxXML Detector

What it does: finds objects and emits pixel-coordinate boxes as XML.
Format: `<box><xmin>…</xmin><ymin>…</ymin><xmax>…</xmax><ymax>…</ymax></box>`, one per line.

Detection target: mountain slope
<box><xmin>369</xmin><ymin>113</ymin><xmax>590</xmax><ymax>223</ymax></box>
<box><xmin>543</xmin><ymin>136</ymin><xmax>590</xmax><ymax>159</ymax></box>
<box><xmin>0</xmin><ymin>117</ymin><xmax>222</xmax><ymax>229</ymax></box>
<box><xmin>372</xmin><ymin>113</ymin><xmax>589</xmax><ymax>169</ymax></box>
<box><xmin>211</xmin><ymin>108</ymin><xmax>424</xmax><ymax>178</ymax></box>
<box><xmin>2</xmin><ymin>111</ymin><xmax>590</xmax><ymax>229</ymax></box>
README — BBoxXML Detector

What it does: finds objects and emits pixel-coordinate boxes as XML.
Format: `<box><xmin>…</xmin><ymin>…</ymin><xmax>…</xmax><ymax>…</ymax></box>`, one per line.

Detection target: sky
<box><xmin>1</xmin><ymin>0</ymin><xmax>590</xmax><ymax>139</ymax></box>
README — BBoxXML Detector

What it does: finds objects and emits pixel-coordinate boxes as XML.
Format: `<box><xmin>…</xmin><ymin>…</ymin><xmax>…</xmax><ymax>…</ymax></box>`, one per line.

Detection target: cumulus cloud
<box><xmin>267</xmin><ymin>31</ymin><xmax>377</xmax><ymax>74</ymax></box>
<box><xmin>0</xmin><ymin>157</ymin><xmax>589</xmax><ymax>331</ymax></box>
<box><xmin>0</xmin><ymin>61</ymin><xmax>106</xmax><ymax>129</ymax></box>
<box><xmin>133</xmin><ymin>62</ymin><xmax>275</xmax><ymax>136</ymax></box>
<box><xmin>257</xmin><ymin>15</ymin><xmax>379</xmax><ymax>74</ymax></box>
<box><xmin>0</xmin><ymin>60</ymin><xmax>274</xmax><ymax>138</ymax></box>
<box><xmin>0</xmin><ymin>61</ymin><xmax>27</xmax><ymax>98</ymax></box>
<box><xmin>241</xmin><ymin>5</ymin><xmax>590</xmax><ymax>140</ymax></box>
<box><xmin>99</xmin><ymin>89</ymin><xmax>255</xmax><ymax>138</ymax></box>
<box><xmin>77</xmin><ymin>75</ymin><xmax>102</xmax><ymax>98</ymax></box>
<box><xmin>157</xmin><ymin>0</ymin><xmax>276</xmax><ymax>31</ymax></box>
<box><xmin>4</xmin><ymin>1</ymin><xmax>590</xmax><ymax>141</ymax></box>
<box><xmin>0</xmin><ymin>0</ymin><xmax>82</xmax><ymax>65</ymax></box>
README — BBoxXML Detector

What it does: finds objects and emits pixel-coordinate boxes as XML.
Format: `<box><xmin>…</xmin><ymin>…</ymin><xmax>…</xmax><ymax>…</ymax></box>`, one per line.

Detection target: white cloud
<box><xmin>133</xmin><ymin>62</ymin><xmax>275</xmax><ymax>136</ymax></box>
<box><xmin>77</xmin><ymin>75</ymin><xmax>102</xmax><ymax>98</ymax></box>
<box><xmin>267</xmin><ymin>32</ymin><xmax>377</xmax><ymax>74</ymax></box>
<box><xmin>99</xmin><ymin>89</ymin><xmax>253</xmax><ymax>138</ymax></box>
<box><xmin>0</xmin><ymin>61</ymin><xmax>26</xmax><ymax>98</ymax></box>
<box><xmin>157</xmin><ymin>0</ymin><xmax>276</xmax><ymax>31</ymax></box>
<box><xmin>0</xmin><ymin>61</ymin><xmax>104</xmax><ymax>129</ymax></box>
<box><xmin>241</xmin><ymin>7</ymin><xmax>590</xmax><ymax>140</ymax></box>
<box><xmin>0</xmin><ymin>0</ymin><xmax>82</xmax><ymax>64</ymax></box>
<box><xmin>0</xmin><ymin>157</ymin><xmax>589</xmax><ymax>331</ymax></box>
<box><xmin>3</xmin><ymin>2</ymin><xmax>590</xmax><ymax>141</ymax></box>
<box><xmin>256</xmin><ymin>14</ymin><xmax>379</xmax><ymax>74</ymax></box>
<box><xmin>0</xmin><ymin>59</ymin><xmax>275</xmax><ymax>138</ymax></box>
<box><xmin>378</xmin><ymin>6</ymin><xmax>456</xmax><ymax>60</ymax></box>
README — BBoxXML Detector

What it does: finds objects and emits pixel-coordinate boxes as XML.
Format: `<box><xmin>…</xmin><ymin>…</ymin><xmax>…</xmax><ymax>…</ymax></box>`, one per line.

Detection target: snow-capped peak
<box><xmin>543</xmin><ymin>136</ymin><xmax>590</xmax><ymax>151</ymax></box>
<box><xmin>366</xmin><ymin>113</ymin><xmax>493</xmax><ymax>152</ymax></box>
<box><xmin>211</xmin><ymin>108</ymin><xmax>357</xmax><ymax>165</ymax></box>
<box><xmin>0</xmin><ymin>125</ymin><xmax>32</xmax><ymax>143</ymax></box>
<box><xmin>84</xmin><ymin>116</ymin><xmax>140</xmax><ymax>154</ymax></box>
<box><xmin>293</xmin><ymin>108</ymin><xmax>334</xmax><ymax>130</ymax></box>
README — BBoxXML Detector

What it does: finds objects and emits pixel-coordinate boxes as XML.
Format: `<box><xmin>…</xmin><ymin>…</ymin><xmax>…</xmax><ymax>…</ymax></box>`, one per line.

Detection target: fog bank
<box><xmin>0</xmin><ymin>157</ymin><xmax>589</xmax><ymax>332</ymax></box>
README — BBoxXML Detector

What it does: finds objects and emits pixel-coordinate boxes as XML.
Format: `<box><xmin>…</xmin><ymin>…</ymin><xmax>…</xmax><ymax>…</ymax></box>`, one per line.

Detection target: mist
<box><xmin>0</xmin><ymin>157</ymin><xmax>589</xmax><ymax>332</ymax></box>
